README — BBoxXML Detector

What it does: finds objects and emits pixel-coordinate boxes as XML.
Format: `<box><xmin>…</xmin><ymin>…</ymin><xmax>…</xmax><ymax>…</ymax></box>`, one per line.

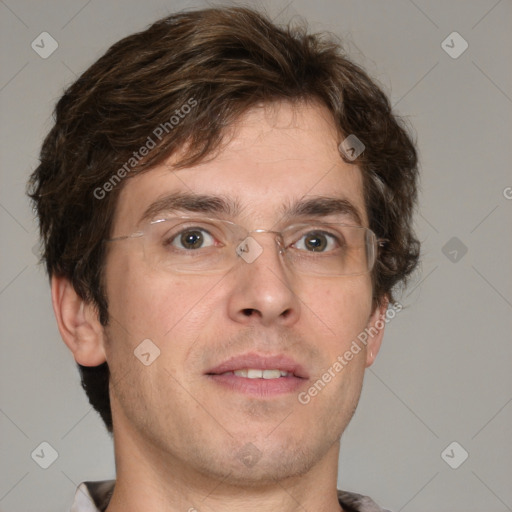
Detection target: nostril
<box><xmin>242</xmin><ymin>308</ymin><xmax>256</xmax><ymax>317</ymax></box>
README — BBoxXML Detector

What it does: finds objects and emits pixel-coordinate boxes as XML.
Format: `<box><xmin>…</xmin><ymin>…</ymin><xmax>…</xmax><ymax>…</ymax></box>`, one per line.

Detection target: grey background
<box><xmin>1</xmin><ymin>0</ymin><xmax>511</xmax><ymax>511</ymax></box>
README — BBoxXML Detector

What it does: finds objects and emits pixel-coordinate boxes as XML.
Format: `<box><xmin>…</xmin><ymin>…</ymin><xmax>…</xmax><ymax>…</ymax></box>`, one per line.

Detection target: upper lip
<box><xmin>205</xmin><ymin>353</ymin><xmax>309</xmax><ymax>379</ymax></box>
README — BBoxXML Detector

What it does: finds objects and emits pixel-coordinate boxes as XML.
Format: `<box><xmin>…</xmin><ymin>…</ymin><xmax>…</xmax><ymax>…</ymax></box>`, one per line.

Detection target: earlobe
<box><xmin>365</xmin><ymin>296</ymin><xmax>389</xmax><ymax>368</ymax></box>
<box><xmin>51</xmin><ymin>275</ymin><xmax>107</xmax><ymax>366</ymax></box>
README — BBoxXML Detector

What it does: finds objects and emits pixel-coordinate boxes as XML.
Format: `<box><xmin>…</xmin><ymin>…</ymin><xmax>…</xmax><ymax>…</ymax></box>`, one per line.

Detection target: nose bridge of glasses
<box><xmin>229</xmin><ymin>226</ymin><xmax>286</xmax><ymax>266</ymax></box>
<box><xmin>247</xmin><ymin>228</ymin><xmax>285</xmax><ymax>254</ymax></box>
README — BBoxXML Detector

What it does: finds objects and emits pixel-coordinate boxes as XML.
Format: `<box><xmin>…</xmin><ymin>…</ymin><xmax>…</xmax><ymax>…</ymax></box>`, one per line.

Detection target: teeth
<box><xmin>248</xmin><ymin>369</ymin><xmax>262</xmax><ymax>379</ymax></box>
<box><xmin>232</xmin><ymin>369</ymin><xmax>290</xmax><ymax>379</ymax></box>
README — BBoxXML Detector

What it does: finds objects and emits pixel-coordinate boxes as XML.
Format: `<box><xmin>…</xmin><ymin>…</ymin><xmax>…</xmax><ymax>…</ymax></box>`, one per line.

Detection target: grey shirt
<box><xmin>70</xmin><ymin>480</ymin><xmax>391</xmax><ymax>512</ymax></box>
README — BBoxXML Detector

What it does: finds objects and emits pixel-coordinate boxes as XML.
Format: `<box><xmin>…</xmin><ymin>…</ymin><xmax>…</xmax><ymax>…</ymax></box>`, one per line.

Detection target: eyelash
<box><xmin>164</xmin><ymin>226</ymin><xmax>343</xmax><ymax>253</ymax></box>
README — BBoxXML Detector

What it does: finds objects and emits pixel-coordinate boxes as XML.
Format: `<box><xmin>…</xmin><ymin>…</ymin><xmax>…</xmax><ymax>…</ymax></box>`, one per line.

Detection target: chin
<box><xmin>194</xmin><ymin>436</ymin><xmax>328</xmax><ymax>488</ymax></box>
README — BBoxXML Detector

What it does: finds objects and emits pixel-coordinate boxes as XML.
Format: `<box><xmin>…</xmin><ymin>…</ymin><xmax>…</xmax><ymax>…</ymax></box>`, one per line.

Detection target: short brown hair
<box><xmin>28</xmin><ymin>6</ymin><xmax>420</xmax><ymax>433</ymax></box>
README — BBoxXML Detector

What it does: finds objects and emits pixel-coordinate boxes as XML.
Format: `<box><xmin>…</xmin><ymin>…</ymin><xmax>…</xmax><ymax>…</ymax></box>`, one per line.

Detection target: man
<box><xmin>28</xmin><ymin>6</ymin><xmax>419</xmax><ymax>512</ymax></box>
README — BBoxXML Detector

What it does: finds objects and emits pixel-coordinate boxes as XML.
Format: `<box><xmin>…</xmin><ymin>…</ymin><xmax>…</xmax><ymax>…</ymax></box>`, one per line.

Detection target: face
<box><xmin>101</xmin><ymin>101</ymin><xmax>383</xmax><ymax>485</ymax></box>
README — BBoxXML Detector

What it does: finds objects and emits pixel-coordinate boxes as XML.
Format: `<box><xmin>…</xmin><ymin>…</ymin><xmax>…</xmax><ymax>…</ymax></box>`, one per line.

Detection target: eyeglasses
<box><xmin>106</xmin><ymin>216</ymin><xmax>384</xmax><ymax>276</ymax></box>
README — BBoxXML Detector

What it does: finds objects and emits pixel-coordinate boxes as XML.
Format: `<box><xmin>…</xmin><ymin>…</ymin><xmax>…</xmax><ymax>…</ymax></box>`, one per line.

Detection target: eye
<box><xmin>293</xmin><ymin>230</ymin><xmax>340</xmax><ymax>252</ymax></box>
<box><xmin>168</xmin><ymin>227</ymin><xmax>216</xmax><ymax>250</ymax></box>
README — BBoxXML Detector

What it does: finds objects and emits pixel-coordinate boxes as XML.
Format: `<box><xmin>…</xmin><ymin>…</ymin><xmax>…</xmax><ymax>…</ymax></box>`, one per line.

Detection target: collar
<box><xmin>71</xmin><ymin>480</ymin><xmax>390</xmax><ymax>512</ymax></box>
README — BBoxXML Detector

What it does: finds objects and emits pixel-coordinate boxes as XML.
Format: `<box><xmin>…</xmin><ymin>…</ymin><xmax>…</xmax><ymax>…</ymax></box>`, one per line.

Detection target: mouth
<box><xmin>205</xmin><ymin>353</ymin><xmax>309</xmax><ymax>397</ymax></box>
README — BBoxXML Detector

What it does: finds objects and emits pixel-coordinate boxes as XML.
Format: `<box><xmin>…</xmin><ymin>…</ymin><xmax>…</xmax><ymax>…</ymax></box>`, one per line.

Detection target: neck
<box><xmin>105</xmin><ymin>423</ymin><xmax>344</xmax><ymax>512</ymax></box>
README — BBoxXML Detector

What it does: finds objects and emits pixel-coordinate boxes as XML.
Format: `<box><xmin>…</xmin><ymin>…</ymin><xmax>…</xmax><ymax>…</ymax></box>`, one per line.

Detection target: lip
<box><xmin>205</xmin><ymin>353</ymin><xmax>309</xmax><ymax>398</ymax></box>
<box><xmin>205</xmin><ymin>353</ymin><xmax>309</xmax><ymax>379</ymax></box>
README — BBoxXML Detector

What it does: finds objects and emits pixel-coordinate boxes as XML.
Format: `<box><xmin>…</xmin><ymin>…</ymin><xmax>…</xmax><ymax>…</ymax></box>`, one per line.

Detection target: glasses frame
<box><xmin>106</xmin><ymin>215</ymin><xmax>387</xmax><ymax>277</ymax></box>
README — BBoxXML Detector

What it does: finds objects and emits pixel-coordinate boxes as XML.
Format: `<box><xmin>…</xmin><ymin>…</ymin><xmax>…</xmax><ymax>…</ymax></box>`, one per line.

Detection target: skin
<box><xmin>53</xmin><ymin>100</ymin><xmax>387</xmax><ymax>512</ymax></box>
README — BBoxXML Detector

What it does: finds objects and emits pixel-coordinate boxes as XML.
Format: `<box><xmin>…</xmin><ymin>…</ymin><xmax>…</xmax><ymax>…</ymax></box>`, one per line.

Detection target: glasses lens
<box><xmin>283</xmin><ymin>223</ymin><xmax>376</xmax><ymax>276</ymax></box>
<box><xmin>144</xmin><ymin>217</ymin><xmax>235</xmax><ymax>273</ymax></box>
<box><xmin>139</xmin><ymin>218</ymin><xmax>377</xmax><ymax>276</ymax></box>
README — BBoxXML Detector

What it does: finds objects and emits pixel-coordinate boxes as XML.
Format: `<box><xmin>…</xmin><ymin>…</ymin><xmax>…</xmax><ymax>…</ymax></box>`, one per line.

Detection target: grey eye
<box><xmin>171</xmin><ymin>228</ymin><xmax>215</xmax><ymax>250</ymax></box>
<box><xmin>294</xmin><ymin>231</ymin><xmax>339</xmax><ymax>252</ymax></box>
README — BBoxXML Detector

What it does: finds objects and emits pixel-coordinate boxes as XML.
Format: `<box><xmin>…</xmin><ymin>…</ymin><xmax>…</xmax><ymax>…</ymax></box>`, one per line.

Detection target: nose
<box><xmin>226</xmin><ymin>232</ymin><xmax>301</xmax><ymax>327</ymax></box>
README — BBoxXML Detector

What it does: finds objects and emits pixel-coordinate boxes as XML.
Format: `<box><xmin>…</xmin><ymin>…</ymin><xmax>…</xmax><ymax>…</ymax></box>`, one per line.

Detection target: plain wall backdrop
<box><xmin>1</xmin><ymin>1</ymin><xmax>511</xmax><ymax>511</ymax></box>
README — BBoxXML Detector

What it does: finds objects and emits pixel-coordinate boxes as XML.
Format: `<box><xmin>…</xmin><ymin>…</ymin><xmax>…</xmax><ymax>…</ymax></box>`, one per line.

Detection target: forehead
<box><xmin>112</xmin><ymin>101</ymin><xmax>367</xmax><ymax>233</ymax></box>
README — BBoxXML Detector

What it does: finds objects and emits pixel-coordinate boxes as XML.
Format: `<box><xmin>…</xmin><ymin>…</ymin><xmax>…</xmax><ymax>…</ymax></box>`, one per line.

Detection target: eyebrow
<box><xmin>139</xmin><ymin>192</ymin><xmax>363</xmax><ymax>226</ymax></box>
<box><xmin>139</xmin><ymin>193</ymin><xmax>241</xmax><ymax>225</ymax></box>
<box><xmin>280</xmin><ymin>196</ymin><xmax>363</xmax><ymax>226</ymax></box>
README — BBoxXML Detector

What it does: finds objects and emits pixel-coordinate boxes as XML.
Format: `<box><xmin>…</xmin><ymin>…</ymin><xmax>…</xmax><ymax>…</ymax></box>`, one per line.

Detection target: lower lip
<box><xmin>207</xmin><ymin>374</ymin><xmax>306</xmax><ymax>397</ymax></box>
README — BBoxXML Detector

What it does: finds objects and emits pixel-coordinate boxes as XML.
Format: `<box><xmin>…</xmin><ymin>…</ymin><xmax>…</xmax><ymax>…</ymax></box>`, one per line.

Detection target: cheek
<box><xmin>105</xmin><ymin>252</ymin><xmax>222</xmax><ymax>343</ymax></box>
<box><xmin>300</xmin><ymin>276</ymin><xmax>373</xmax><ymax>349</ymax></box>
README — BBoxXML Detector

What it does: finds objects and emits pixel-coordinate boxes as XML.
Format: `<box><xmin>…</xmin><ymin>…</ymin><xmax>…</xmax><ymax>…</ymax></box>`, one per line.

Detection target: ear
<box><xmin>364</xmin><ymin>295</ymin><xmax>390</xmax><ymax>368</ymax></box>
<box><xmin>51</xmin><ymin>275</ymin><xmax>107</xmax><ymax>366</ymax></box>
